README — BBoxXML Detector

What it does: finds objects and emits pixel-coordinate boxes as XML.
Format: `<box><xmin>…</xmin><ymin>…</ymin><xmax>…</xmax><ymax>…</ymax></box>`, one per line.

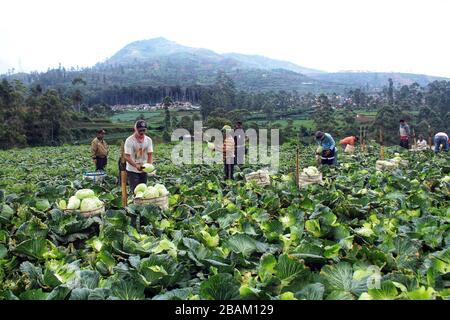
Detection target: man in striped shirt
<box><xmin>399</xmin><ymin>120</ymin><xmax>410</xmax><ymax>149</ymax></box>
<box><xmin>222</xmin><ymin>125</ymin><xmax>235</xmax><ymax>180</ymax></box>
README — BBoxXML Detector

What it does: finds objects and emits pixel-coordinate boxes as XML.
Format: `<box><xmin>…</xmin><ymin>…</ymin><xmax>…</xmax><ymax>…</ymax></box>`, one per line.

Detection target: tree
<box><xmin>214</xmin><ymin>72</ymin><xmax>236</xmax><ymax>111</ymax></box>
<box><xmin>372</xmin><ymin>104</ymin><xmax>409</xmax><ymax>145</ymax></box>
<box><xmin>312</xmin><ymin>94</ymin><xmax>337</xmax><ymax>134</ymax></box>
<box><xmin>71</xmin><ymin>77</ymin><xmax>86</xmax><ymax>112</ymax></box>
<box><xmin>387</xmin><ymin>78</ymin><xmax>394</xmax><ymax>105</ymax></box>
<box><xmin>163</xmin><ymin>96</ymin><xmax>173</xmax><ymax>131</ymax></box>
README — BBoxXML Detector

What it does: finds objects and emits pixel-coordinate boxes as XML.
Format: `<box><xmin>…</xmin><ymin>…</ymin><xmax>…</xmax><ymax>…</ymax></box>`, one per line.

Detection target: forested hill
<box><xmin>309</xmin><ymin>72</ymin><xmax>448</xmax><ymax>89</ymax></box>
<box><xmin>3</xmin><ymin>37</ymin><xmax>449</xmax><ymax>100</ymax></box>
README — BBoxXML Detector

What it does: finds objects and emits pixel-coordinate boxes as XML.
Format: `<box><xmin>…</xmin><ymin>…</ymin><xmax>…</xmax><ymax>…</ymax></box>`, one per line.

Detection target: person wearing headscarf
<box><xmin>315</xmin><ymin>131</ymin><xmax>337</xmax><ymax>165</ymax></box>
<box><xmin>124</xmin><ymin>120</ymin><xmax>154</xmax><ymax>192</ymax></box>
<box><xmin>416</xmin><ymin>134</ymin><xmax>428</xmax><ymax>150</ymax></box>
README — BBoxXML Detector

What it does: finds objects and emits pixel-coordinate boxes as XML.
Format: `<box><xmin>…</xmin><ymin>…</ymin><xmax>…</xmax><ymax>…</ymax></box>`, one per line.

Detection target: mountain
<box><xmin>103</xmin><ymin>37</ymin><xmax>323</xmax><ymax>75</ymax></box>
<box><xmin>4</xmin><ymin>37</ymin><xmax>449</xmax><ymax>96</ymax></box>
<box><xmin>222</xmin><ymin>53</ymin><xmax>323</xmax><ymax>75</ymax></box>
<box><xmin>105</xmin><ymin>37</ymin><xmax>223</xmax><ymax>65</ymax></box>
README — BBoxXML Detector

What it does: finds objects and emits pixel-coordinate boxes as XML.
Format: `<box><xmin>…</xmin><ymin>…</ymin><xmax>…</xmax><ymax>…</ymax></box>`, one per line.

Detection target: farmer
<box><xmin>433</xmin><ymin>132</ymin><xmax>449</xmax><ymax>153</ymax></box>
<box><xmin>234</xmin><ymin>121</ymin><xmax>245</xmax><ymax>167</ymax></box>
<box><xmin>315</xmin><ymin>131</ymin><xmax>337</xmax><ymax>165</ymax></box>
<box><xmin>399</xmin><ymin>119</ymin><xmax>411</xmax><ymax>149</ymax></box>
<box><xmin>222</xmin><ymin>125</ymin><xmax>235</xmax><ymax>180</ymax></box>
<box><xmin>339</xmin><ymin>135</ymin><xmax>359</xmax><ymax>152</ymax></box>
<box><xmin>90</xmin><ymin>129</ymin><xmax>109</xmax><ymax>171</ymax></box>
<box><xmin>124</xmin><ymin>120</ymin><xmax>154</xmax><ymax>192</ymax></box>
<box><xmin>416</xmin><ymin>134</ymin><xmax>428</xmax><ymax>150</ymax></box>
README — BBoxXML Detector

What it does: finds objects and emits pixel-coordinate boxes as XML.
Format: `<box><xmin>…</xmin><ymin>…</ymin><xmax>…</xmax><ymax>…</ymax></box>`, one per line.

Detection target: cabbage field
<box><xmin>0</xmin><ymin>143</ymin><xmax>449</xmax><ymax>300</ymax></box>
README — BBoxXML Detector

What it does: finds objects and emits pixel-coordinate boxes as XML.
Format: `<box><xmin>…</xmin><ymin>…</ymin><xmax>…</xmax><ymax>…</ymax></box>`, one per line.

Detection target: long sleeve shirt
<box><xmin>318</xmin><ymin>133</ymin><xmax>335</xmax><ymax>150</ymax></box>
<box><xmin>222</xmin><ymin>135</ymin><xmax>235</xmax><ymax>160</ymax></box>
<box><xmin>399</xmin><ymin>124</ymin><xmax>410</xmax><ymax>137</ymax></box>
<box><xmin>91</xmin><ymin>137</ymin><xmax>109</xmax><ymax>158</ymax></box>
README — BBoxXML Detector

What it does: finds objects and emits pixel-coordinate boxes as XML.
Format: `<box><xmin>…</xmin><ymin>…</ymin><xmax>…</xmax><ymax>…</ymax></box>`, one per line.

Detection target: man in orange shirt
<box><xmin>339</xmin><ymin>135</ymin><xmax>359</xmax><ymax>151</ymax></box>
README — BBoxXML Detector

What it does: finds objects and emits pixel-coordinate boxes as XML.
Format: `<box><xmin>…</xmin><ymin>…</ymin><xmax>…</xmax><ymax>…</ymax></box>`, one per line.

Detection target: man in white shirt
<box><xmin>124</xmin><ymin>120</ymin><xmax>154</xmax><ymax>192</ymax></box>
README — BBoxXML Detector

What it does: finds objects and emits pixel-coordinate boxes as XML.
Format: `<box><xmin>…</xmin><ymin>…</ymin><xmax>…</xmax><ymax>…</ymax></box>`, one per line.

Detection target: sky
<box><xmin>1</xmin><ymin>0</ymin><xmax>450</xmax><ymax>77</ymax></box>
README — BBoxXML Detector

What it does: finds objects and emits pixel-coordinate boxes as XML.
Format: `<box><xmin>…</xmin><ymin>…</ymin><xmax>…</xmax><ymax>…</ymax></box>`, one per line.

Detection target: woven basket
<box><xmin>298</xmin><ymin>172</ymin><xmax>323</xmax><ymax>188</ymax></box>
<box><xmin>64</xmin><ymin>205</ymin><xmax>105</xmax><ymax>217</ymax></box>
<box><xmin>245</xmin><ymin>171</ymin><xmax>271</xmax><ymax>186</ymax></box>
<box><xmin>375</xmin><ymin>160</ymin><xmax>398</xmax><ymax>171</ymax></box>
<box><xmin>388</xmin><ymin>159</ymin><xmax>409</xmax><ymax>167</ymax></box>
<box><xmin>134</xmin><ymin>195</ymin><xmax>169</xmax><ymax>210</ymax></box>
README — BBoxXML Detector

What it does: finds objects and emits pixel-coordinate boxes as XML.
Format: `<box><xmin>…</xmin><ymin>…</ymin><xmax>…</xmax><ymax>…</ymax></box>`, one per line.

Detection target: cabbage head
<box><xmin>35</xmin><ymin>199</ymin><xmax>51</xmax><ymax>211</ymax></box>
<box><xmin>303</xmin><ymin>166</ymin><xmax>319</xmax><ymax>176</ymax></box>
<box><xmin>58</xmin><ymin>199</ymin><xmax>67</xmax><ymax>210</ymax></box>
<box><xmin>142</xmin><ymin>163</ymin><xmax>156</xmax><ymax>173</ymax></box>
<box><xmin>80</xmin><ymin>197</ymin><xmax>102</xmax><ymax>211</ymax></box>
<box><xmin>134</xmin><ymin>183</ymin><xmax>148</xmax><ymax>194</ymax></box>
<box><xmin>154</xmin><ymin>184</ymin><xmax>169</xmax><ymax>196</ymax></box>
<box><xmin>143</xmin><ymin>186</ymin><xmax>159</xmax><ymax>199</ymax></box>
<box><xmin>75</xmin><ymin>189</ymin><xmax>95</xmax><ymax>200</ymax></box>
<box><xmin>135</xmin><ymin>192</ymin><xmax>144</xmax><ymax>198</ymax></box>
<box><xmin>67</xmin><ymin>196</ymin><xmax>81</xmax><ymax>210</ymax></box>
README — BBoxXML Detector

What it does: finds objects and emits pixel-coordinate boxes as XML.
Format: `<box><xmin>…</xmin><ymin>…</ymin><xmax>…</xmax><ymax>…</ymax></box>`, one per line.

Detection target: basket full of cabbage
<box><xmin>245</xmin><ymin>169</ymin><xmax>271</xmax><ymax>186</ymax></box>
<box><xmin>58</xmin><ymin>189</ymin><xmax>105</xmax><ymax>216</ymax></box>
<box><xmin>133</xmin><ymin>183</ymin><xmax>170</xmax><ymax>210</ymax></box>
<box><xmin>298</xmin><ymin>166</ymin><xmax>323</xmax><ymax>188</ymax></box>
<box><xmin>376</xmin><ymin>153</ymin><xmax>409</xmax><ymax>171</ymax></box>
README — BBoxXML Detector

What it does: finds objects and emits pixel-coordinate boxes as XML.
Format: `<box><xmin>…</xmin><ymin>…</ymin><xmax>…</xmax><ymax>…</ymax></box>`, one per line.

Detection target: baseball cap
<box><xmin>97</xmin><ymin>129</ymin><xmax>106</xmax><ymax>134</ymax></box>
<box><xmin>135</xmin><ymin>120</ymin><xmax>147</xmax><ymax>130</ymax></box>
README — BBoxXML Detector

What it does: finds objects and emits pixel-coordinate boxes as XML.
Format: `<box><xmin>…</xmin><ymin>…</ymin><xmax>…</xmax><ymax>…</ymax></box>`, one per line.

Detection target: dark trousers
<box><xmin>320</xmin><ymin>147</ymin><xmax>337</xmax><ymax>165</ymax></box>
<box><xmin>400</xmin><ymin>138</ymin><xmax>409</xmax><ymax>149</ymax></box>
<box><xmin>127</xmin><ymin>171</ymin><xmax>147</xmax><ymax>192</ymax></box>
<box><xmin>95</xmin><ymin>156</ymin><xmax>107</xmax><ymax>171</ymax></box>
<box><xmin>224</xmin><ymin>164</ymin><xmax>234</xmax><ymax>180</ymax></box>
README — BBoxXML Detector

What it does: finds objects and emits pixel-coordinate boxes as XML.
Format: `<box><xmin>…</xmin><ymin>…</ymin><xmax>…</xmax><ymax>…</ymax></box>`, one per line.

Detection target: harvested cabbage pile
<box><xmin>58</xmin><ymin>188</ymin><xmax>104</xmax><ymax>211</ymax></box>
<box><xmin>134</xmin><ymin>183</ymin><xmax>169</xmax><ymax>199</ymax></box>
<box><xmin>303</xmin><ymin>166</ymin><xmax>320</xmax><ymax>176</ymax></box>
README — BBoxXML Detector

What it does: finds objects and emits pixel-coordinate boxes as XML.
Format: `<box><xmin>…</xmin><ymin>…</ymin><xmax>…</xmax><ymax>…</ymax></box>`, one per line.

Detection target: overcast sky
<box><xmin>1</xmin><ymin>0</ymin><xmax>449</xmax><ymax>77</ymax></box>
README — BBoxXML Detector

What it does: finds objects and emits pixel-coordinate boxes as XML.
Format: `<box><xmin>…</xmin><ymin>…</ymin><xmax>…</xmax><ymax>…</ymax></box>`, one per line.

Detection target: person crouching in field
<box><xmin>416</xmin><ymin>134</ymin><xmax>428</xmax><ymax>150</ymax></box>
<box><xmin>339</xmin><ymin>135</ymin><xmax>359</xmax><ymax>152</ymax></box>
<box><xmin>433</xmin><ymin>132</ymin><xmax>449</xmax><ymax>153</ymax></box>
<box><xmin>124</xmin><ymin>120</ymin><xmax>154</xmax><ymax>192</ymax></box>
<box><xmin>222</xmin><ymin>125</ymin><xmax>235</xmax><ymax>180</ymax></box>
<box><xmin>315</xmin><ymin>131</ymin><xmax>337</xmax><ymax>165</ymax></box>
<box><xmin>91</xmin><ymin>129</ymin><xmax>109</xmax><ymax>171</ymax></box>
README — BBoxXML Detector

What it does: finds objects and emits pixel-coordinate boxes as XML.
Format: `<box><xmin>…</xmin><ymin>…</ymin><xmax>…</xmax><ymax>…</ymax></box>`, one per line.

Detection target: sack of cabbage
<box><xmin>298</xmin><ymin>166</ymin><xmax>323</xmax><ymax>188</ymax></box>
<box><xmin>245</xmin><ymin>169</ymin><xmax>271</xmax><ymax>186</ymax></box>
<box><xmin>376</xmin><ymin>154</ymin><xmax>409</xmax><ymax>171</ymax></box>
<box><xmin>58</xmin><ymin>189</ymin><xmax>105</xmax><ymax>216</ymax></box>
<box><xmin>133</xmin><ymin>183</ymin><xmax>170</xmax><ymax>210</ymax></box>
